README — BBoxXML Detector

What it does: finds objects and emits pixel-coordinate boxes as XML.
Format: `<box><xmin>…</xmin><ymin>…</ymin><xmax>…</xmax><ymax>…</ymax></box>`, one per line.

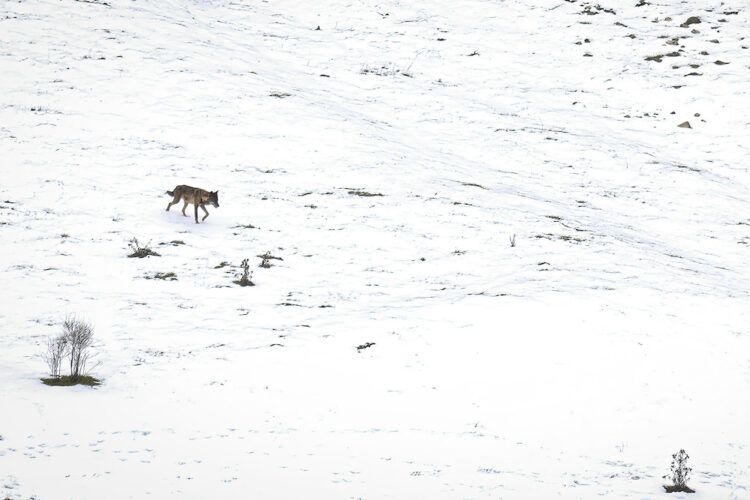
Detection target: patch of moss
<box><xmin>41</xmin><ymin>375</ymin><xmax>102</xmax><ymax>387</ymax></box>
<box><xmin>664</xmin><ymin>484</ymin><xmax>695</xmax><ymax>493</ymax></box>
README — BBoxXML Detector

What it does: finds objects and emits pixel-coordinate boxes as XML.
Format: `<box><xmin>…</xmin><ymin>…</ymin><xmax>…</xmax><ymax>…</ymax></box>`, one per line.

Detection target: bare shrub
<box><xmin>62</xmin><ymin>316</ymin><xmax>98</xmax><ymax>381</ymax></box>
<box><xmin>128</xmin><ymin>238</ymin><xmax>160</xmax><ymax>258</ymax></box>
<box><xmin>257</xmin><ymin>251</ymin><xmax>283</xmax><ymax>268</ymax></box>
<box><xmin>42</xmin><ymin>334</ymin><xmax>68</xmax><ymax>378</ymax></box>
<box><xmin>233</xmin><ymin>258</ymin><xmax>255</xmax><ymax>287</ymax></box>
<box><xmin>663</xmin><ymin>449</ymin><xmax>695</xmax><ymax>493</ymax></box>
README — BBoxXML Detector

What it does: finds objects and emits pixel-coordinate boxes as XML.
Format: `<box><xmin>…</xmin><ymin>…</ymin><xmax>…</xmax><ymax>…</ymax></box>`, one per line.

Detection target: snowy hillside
<box><xmin>1</xmin><ymin>0</ymin><xmax>749</xmax><ymax>498</ymax></box>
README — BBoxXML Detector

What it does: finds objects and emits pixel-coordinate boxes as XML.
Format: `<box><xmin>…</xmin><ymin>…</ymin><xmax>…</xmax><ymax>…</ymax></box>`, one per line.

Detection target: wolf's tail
<box><xmin>166</xmin><ymin>190</ymin><xmax>174</xmax><ymax>196</ymax></box>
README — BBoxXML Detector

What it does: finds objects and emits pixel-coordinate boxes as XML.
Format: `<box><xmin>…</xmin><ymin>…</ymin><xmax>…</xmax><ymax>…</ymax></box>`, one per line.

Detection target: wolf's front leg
<box><xmin>200</xmin><ymin>204</ymin><xmax>210</xmax><ymax>221</ymax></box>
<box><xmin>194</xmin><ymin>204</ymin><xmax>200</xmax><ymax>224</ymax></box>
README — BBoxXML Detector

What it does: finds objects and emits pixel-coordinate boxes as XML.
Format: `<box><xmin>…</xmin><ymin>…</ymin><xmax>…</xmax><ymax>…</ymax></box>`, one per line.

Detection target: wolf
<box><xmin>165</xmin><ymin>185</ymin><xmax>220</xmax><ymax>223</ymax></box>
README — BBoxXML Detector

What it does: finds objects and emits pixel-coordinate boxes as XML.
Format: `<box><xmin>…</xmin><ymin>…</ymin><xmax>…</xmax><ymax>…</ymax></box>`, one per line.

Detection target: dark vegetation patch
<box><xmin>558</xmin><ymin>235</ymin><xmax>585</xmax><ymax>242</ymax></box>
<box><xmin>534</xmin><ymin>233</ymin><xmax>585</xmax><ymax>243</ymax></box>
<box><xmin>74</xmin><ymin>0</ymin><xmax>110</xmax><ymax>5</ymax></box>
<box><xmin>160</xmin><ymin>240</ymin><xmax>185</xmax><ymax>246</ymax></box>
<box><xmin>128</xmin><ymin>238</ymin><xmax>160</xmax><ymax>258</ymax></box>
<box><xmin>145</xmin><ymin>272</ymin><xmax>177</xmax><ymax>281</ymax></box>
<box><xmin>42</xmin><ymin>375</ymin><xmax>101</xmax><ymax>387</ymax></box>
<box><xmin>664</xmin><ymin>485</ymin><xmax>696</xmax><ymax>493</ymax></box>
<box><xmin>356</xmin><ymin>342</ymin><xmax>375</xmax><ymax>351</ymax></box>
<box><xmin>680</xmin><ymin>16</ymin><xmax>701</xmax><ymax>28</ymax></box>
<box><xmin>257</xmin><ymin>251</ymin><xmax>283</xmax><ymax>261</ymax></box>
<box><xmin>579</xmin><ymin>3</ymin><xmax>615</xmax><ymax>15</ymax></box>
<box><xmin>256</xmin><ymin>251</ymin><xmax>283</xmax><ymax>269</ymax></box>
<box><xmin>645</xmin><ymin>52</ymin><xmax>680</xmax><ymax>62</ymax></box>
<box><xmin>460</xmin><ymin>182</ymin><xmax>487</xmax><ymax>189</ymax></box>
<box><xmin>233</xmin><ymin>258</ymin><xmax>255</xmax><ymax>287</ymax></box>
<box><xmin>347</xmin><ymin>189</ymin><xmax>384</xmax><ymax>197</ymax></box>
<box><xmin>269</xmin><ymin>91</ymin><xmax>292</xmax><ymax>98</ymax></box>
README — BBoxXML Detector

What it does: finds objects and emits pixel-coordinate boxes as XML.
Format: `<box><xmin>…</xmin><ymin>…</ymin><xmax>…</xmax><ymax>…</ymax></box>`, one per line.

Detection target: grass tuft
<box><xmin>128</xmin><ymin>238</ymin><xmax>160</xmax><ymax>258</ymax></box>
<box><xmin>146</xmin><ymin>272</ymin><xmax>177</xmax><ymax>281</ymax></box>
<box><xmin>347</xmin><ymin>189</ymin><xmax>384</xmax><ymax>197</ymax></box>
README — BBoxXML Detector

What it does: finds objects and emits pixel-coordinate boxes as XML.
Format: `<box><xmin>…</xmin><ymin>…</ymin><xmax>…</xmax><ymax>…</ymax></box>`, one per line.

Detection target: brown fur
<box><xmin>165</xmin><ymin>185</ymin><xmax>220</xmax><ymax>223</ymax></box>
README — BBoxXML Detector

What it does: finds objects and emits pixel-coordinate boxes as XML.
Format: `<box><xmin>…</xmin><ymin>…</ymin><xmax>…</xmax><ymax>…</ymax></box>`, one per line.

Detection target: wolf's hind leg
<box><xmin>166</xmin><ymin>198</ymin><xmax>178</xmax><ymax>211</ymax></box>
<box><xmin>166</xmin><ymin>193</ymin><xmax>180</xmax><ymax>211</ymax></box>
<box><xmin>167</xmin><ymin>186</ymin><xmax>182</xmax><ymax>212</ymax></box>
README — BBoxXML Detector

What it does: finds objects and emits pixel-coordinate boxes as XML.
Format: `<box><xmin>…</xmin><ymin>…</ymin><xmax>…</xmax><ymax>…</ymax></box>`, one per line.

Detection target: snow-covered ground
<box><xmin>1</xmin><ymin>0</ymin><xmax>749</xmax><ymax>498</ymax></box>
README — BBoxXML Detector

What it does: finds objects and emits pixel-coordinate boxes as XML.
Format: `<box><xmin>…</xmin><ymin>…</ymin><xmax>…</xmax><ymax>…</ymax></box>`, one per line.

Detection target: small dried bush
<box><xmin>233</xmin><ymin>258</ymin><xmax>255</xmax><ymax>287</ymax></box>
<box><xmin>63</xmin><ymin>316</ymin><xmax>98</xmax><ymax>381</ymax></box>
<box><xmin>128</xmin><ymin>238</ymin><xmax>160</xmax><ymax>258</ymax></box>
<box><xmin>41</xmin><ymin>316</ymin><xmax>101</xmax><ymax>386</ymax></box>
<box><xmin>42</xmin><ymin>334</ymin><xmax>68</xmax><ymax>378</ymax></box>
<box><xmin>663</xmin><ymin>449</ymin><xmax>695</xmax><ymax>493</ymax></box>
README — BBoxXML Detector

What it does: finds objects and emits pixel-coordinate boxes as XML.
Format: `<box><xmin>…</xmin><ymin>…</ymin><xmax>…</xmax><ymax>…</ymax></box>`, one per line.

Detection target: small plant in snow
<box><xmin>257</xmin><ymin>251</ymin><xmax>282</xmax><ymax>268</ymax></box>
<box><xmin>509</xmin><ymin>234</ymin><xmax>516</xmax><ymax>247</ymax></box>
<box><xmin>63</xmin><ymin>316</ymin><xmax>98</xmax><ymax>382</ymax></box>
<box><xmin>41</xmin><ymin>316</ymin><xmax>101</xmax><ymax>386</ymax></box>
<box><xmin>42</xmin><ymin>334</ymin><xmax>68</xmax><ymax>378</ymax></box>
<box><xmin>360</xmin><ymin>62</ymin><xmax>413</xmax><ymax>78</ymax></box>
<box><xmin>233</xmin><ymin>258</ymin><xmax>255</xmax><ymax>287</ymax></box>
<box><xmin>145</xmin><ymin>271</ymin><xmax>177</xmax><ymax>281</ymax></box>
<box><xmin>663</xmin><ymin>449</ymin><xmax>695</xmax><ymax>493</ymax></box>
<box><xmin>128</xmin><ymin>238</ymin><xmax>160</xmax><ymax>258</ymax></box>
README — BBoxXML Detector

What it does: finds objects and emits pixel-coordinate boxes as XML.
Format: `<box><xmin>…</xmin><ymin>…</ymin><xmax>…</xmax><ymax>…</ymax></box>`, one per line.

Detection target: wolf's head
<box><xmin>209</xmin><ymin>191</ymin><xmax>220</xmax><ymax>208</ymax></box>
